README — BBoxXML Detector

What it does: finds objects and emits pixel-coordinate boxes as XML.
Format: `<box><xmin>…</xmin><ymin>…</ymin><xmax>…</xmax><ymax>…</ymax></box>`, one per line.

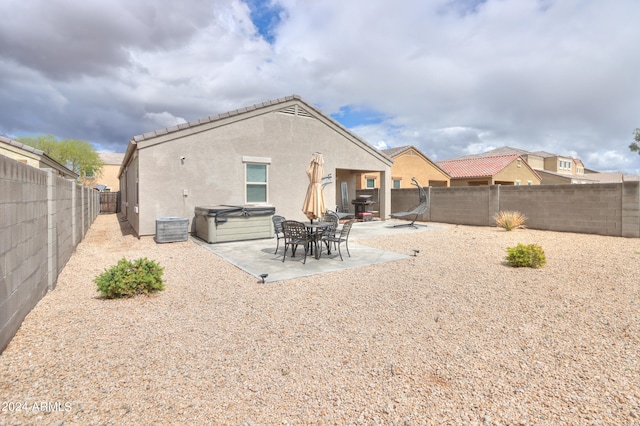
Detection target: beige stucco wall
<box><xmin>393</xmin><ymin>150</ymin><xmax>449</xmax><ymax>187</ymax></box>
<box><xmin>494</xmin><ymin>160</ymin><xmax>541</xmax><ymax>185</ymax></box>
<box><xmin>122</xmin><ymin>101</ymin><xmax>392</xmax><ymax>236</ymax></box>
<box><xmin>450</xmin><ymin>178</ymin><xmax>490</xmax><ymax>186</ymax></box>
<box><xmin>101</xmin><ymin>164</ymin><xmax>121</xmax><ymax>191</ymax></box>
<box><xmin>525</xmin><ymin>154</ymin><xmax>544</xmax><ymax>170</ymax></box>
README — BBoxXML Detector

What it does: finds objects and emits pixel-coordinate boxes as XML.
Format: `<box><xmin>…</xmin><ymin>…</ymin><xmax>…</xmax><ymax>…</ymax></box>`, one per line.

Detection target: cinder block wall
<box><xmin>54</xmin><ymin>177</ymin><xmax>75</xmax><ymax>275</ymax></box>
<box><xmin>0</xmin><ymin>155</ymin><xmax>99</xmax><ymax>353</ymax></box>
<box><xmin>390</xmin><ymin>182</ymin><xmax>640</xmax><ymax>237</ymax></box>
<box><xmin>499</xmin><ymin>183</ymin><xmax>625</xmax><ymax>235</ymax></box>
<box><xmin>430</xmin><ymin>186</ymin><xmax>492</xmax><ymax>226</ymax></box>
<box><xmin>0</xmin><ymin>158</ymin><xmax>49</xmax><ymax>356</ymax></box>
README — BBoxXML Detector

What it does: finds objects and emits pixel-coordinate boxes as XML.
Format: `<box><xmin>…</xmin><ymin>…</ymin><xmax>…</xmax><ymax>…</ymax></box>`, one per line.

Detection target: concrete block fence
<box><xmin>1</xmin><ymin>155</ymin><xmax>99</xmax><ymax>353</ymax></box>
<box><xmin>391</xmin><ymin>182</ymin><xmax>640</xmax><ymax>238</ymax></box>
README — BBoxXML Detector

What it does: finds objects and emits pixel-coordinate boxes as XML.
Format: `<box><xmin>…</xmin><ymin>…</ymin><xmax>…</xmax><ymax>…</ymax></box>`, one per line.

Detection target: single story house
<box><xmin>437</xmin><ymin>154</ymin><xmax>541</xmax><ymax>186</ymax></box>
<box><xmin>356</xmin><ymin>145</ymin><xmax>450</xmax><ymax>189</ymax></box>
<box><xmin>118</xmin><ymin>95</ymin><xmax>393</xmax><ymax>237</ymax></box>
<box><xmin>380</xmin><ymin>145</ymin><xmax>450</xmax><ymax>188</ymax></box>
<box><xmin>0</xmin><ymin>135</ymin><xmax>78</xmax><ymax>180</ymax></box>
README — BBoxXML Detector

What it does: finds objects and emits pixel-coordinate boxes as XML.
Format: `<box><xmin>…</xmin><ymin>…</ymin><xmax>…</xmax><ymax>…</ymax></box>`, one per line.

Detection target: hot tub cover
<box><xmin>194</xmin><ymin>205</ymin><xmax>276</xmax><ymax>218</ymax></box>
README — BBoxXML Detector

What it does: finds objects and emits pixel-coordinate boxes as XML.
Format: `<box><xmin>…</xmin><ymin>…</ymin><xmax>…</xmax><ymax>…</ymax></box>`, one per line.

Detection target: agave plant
<box><xmin>493</xmin><ymin>210</ymin><xmax>527</xmax><ymax>231</ymax></box>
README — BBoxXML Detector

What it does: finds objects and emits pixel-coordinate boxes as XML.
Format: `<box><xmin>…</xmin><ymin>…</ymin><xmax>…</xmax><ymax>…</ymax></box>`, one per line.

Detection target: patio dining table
<box><xmin>304</xmin><ymin>221</ymin><xmax>331</xmax><ymax>259</ymax></box>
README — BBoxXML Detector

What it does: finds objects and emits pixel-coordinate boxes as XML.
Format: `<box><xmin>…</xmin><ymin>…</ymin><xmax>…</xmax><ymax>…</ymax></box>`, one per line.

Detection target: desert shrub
<box><xmin>505</xmin><ymin>243</ymin><xmax>546</xmax><ymax>268</ymax></box>
<box><xmin>94</xmin><ymin>257</ymin><xmax>165</xmax><ymax>299</ymax></box>
<box><xmin>494</xmin><ymin>210</ymin><xmax>527</xmax><ymax>231</ymax></box>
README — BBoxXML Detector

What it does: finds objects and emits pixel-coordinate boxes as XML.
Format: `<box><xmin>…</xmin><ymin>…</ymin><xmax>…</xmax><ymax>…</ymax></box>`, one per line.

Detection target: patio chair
<box><xmin>320</xmin><ymin>211</ymin><xmax>340</xmax><ymax>253</ymax></box>
<box><xmin>281</xmin><ymin>220</ymin><xmax>311</xmax><ymax>264</ymax></box>
<box><xmin>390</xmin><ymin>177</ymin><xmax>428</xmax><ymax>228</ymax></box>
<box><xmin>272</xmin><ymin>215</ymin><xmax>286</xmax><ymax>254</ymax></box>
<box><xmin>320</xmin><ymin>218</ymin><xmax>355</xmax><ymax>261</ymax></box>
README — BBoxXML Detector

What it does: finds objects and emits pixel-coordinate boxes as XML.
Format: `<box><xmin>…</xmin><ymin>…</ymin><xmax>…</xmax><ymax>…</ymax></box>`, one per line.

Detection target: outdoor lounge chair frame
<box><xmin>390</xmin><ymin>177</ymin><xmax>428</xmax><ymax>228</ymax></box>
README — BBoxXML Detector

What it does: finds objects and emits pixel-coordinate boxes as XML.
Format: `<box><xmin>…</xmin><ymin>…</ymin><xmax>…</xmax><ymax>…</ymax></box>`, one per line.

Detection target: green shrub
<box><xmin>493</xmin><ymin>210</ymin><xmax>527</xmax><ymax>231</ymax></box>
<box><xmin>505</xmin><ymin>243</ymin><xmax>546</xmax><ymax>268</ymax></box>
<box><xmin>94</xmin><ymin>257</ymin><xmax>165</xmax><ymax>299</ymax></box>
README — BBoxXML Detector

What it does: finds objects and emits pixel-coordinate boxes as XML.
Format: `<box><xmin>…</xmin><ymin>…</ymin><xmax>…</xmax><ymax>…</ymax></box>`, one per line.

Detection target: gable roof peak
<box><xmin>132</xmin><ymin>94</ymin><xmax>306</xmax><ymax>143</ymax></box>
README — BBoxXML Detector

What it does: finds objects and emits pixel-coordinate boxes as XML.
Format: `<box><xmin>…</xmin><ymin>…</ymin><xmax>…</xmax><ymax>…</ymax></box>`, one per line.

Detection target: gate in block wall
<box><xmin>100</xmin><ymin>191</ymin><xmax>120</xmax><ymax>213</ymax></box>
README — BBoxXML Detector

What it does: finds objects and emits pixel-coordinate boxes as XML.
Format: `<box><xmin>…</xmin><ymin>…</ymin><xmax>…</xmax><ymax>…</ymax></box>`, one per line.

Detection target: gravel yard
<box><xmin>1</xmin><ymin>214</ymin><xmax>640</xmax><ymax>425</ymax></box>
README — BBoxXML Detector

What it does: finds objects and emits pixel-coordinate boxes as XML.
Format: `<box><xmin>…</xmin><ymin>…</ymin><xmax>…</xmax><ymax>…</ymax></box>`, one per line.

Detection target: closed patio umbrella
<box><xmin>302</xmin><ymin>152</ymin><xmax>326</xmax><ymax>221</ymax></box>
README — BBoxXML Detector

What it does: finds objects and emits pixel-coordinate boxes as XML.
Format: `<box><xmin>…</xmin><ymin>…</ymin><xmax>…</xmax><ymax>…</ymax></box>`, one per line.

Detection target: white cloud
<box><xmin>143</xmin><ymin>112</ymin><xmax>187</xmax><ymax>128</ymax></box>
<box><xmin>0</xmin><ymin>0</ymin><xmax>639</xmax><ymax>173</ymax></box>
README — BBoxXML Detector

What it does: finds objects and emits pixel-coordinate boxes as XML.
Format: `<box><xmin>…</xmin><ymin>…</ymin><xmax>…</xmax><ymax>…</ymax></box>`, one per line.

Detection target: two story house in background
<box><xmin>450</xmin><ymin>146</ymin><xmax>637</xmax><ymax>184</ymax></box>
<box><xmin>83</xmin><ymin>152</ymin><xmax>125</xmax><ymax>192</ymax></box>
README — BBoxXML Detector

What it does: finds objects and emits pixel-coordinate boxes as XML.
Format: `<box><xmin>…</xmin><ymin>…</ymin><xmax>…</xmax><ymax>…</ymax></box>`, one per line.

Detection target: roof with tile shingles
<box><xmin>437</xmin><ymin>154</ymin><xmax>523</xmax><ymax>178</ymax></box>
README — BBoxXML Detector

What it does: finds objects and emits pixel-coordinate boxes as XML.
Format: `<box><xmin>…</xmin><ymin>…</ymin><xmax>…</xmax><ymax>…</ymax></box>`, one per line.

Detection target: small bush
<box><xmin>505</xmin><ymin>243</ymin><xmax>546</xmax><ymax>268</ymax></box>
<box><xmin>494</xmin><ymin>210</ymin><xmax>527</xmax><ymax>231</ymax></box>
<box><xmin>94</xmin><ymin>257</ymin><xmax>165</xmax><ymax>299</ymax></box>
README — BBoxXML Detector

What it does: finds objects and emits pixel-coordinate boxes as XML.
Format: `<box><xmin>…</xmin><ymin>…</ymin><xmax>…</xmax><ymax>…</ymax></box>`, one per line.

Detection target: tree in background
<box><xmin>630</xmin><ymin>128</ymin><xmax>640</xmax><ymax>154</ymax></box>
<box><xmin>16</xmin><ymin>134</ymin><xmax>104</xmax><ymax>181</ymax></box>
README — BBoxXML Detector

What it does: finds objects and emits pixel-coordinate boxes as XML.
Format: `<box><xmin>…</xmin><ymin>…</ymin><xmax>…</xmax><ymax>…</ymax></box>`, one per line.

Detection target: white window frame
<box><xmin>365</xmin><ymin>177</ymin><xmax>376</xmax><ymax>189</ymax></box>
<box><xmin>243</xmin><ymin>156</ymin><xmax>271</xmax><ymax>205</ymax></box>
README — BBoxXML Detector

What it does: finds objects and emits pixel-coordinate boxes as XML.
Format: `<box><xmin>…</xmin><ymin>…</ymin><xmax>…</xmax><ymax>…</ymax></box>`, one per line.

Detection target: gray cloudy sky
<box><xmin>1</xmin><ymin>0</ymin><xmax>639</xmax><ymax>173</ymax></box>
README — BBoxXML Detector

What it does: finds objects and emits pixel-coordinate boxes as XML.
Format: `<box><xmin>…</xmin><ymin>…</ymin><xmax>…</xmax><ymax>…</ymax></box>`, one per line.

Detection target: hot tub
<box><xmin>194</xmin><ymin>205</ymin><xmax>275</xmax><ymax>243</ymax></box>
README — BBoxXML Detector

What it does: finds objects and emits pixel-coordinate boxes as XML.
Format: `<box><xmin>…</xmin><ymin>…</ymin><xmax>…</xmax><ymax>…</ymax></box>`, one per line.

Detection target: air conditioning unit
<box><xmin>155</xmin><ymin>217</ymin><xmax>189</xmax><ymax>243</ymax></box>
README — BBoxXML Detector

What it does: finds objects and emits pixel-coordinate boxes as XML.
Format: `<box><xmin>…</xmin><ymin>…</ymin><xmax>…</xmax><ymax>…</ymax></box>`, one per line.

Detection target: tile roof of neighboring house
<box><xmin>381</xmin><ymin>145</ymin><xmax>413</xmax><ymax>157</ymax></box>
<box><xmin>0</xmin><ymin>134</ymin><xmax>46</xmax><ymax>155</ymax></box>
<box><xmin>455</xmin><ymin>146</ymin><xmax>580</xmax><ymax>162</ymax></box>
<box><xmin>530</xmin><ymin>150</ymin><xmax>568</xmax><ymax>158</ymax></box>
<box><xmin>99</xmin><ymin>152</ymin><xmax>125</xmax><ymax>165</ymax></box>
<box><xmin>535</xmin><ymin>169</ymin><xmax>601</xmax><ymax>183</ymax></box>
<box><xmin>455</xmin><ymin>146</ymin><xmax>529</xmax><ymax>160</ymax></box>
<box><xmin>437</xmin><ymin>154</ymin><xmax>523</xmax><ymax>178</ymax></box>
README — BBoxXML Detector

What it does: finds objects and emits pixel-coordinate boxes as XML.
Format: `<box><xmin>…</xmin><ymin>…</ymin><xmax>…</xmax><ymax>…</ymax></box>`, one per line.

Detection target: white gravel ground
<box><xmin>1</xmin><ymin>214</ymin><xmax>640</xmax><ymax>425</ymax></box>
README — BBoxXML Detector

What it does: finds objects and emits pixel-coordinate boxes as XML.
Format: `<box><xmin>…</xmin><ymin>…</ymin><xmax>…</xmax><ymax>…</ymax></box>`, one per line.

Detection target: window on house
<box><xmin>392</xmin><ymin>179</ymin><xmax>401</xmax><ymax>189</ymax></box>
<box><xmin>246</xmin><ymin>163</ymin><xmax>268</xmax><ymax>203</ymax></box>
<box><xmin>515</xmin><ymin>180</ymin><xmax>521</xmax><ymax>186</ymax></box>
<box><xmin>366</xmin><ymin>178</ymin><xmax>376</xmax><ymax>189</ymax></box>
<box><xmin>527</xmin><ymin>181</ymin><xmax>532</xmax><ymax>185</ymax></box>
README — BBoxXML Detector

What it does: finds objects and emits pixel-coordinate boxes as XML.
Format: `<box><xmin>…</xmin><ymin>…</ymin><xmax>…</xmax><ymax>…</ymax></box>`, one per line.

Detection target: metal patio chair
<box><xmin>272</xmin><ymin>215</ymin><xmax>286</xmax><ymax>254</ymax></box>
<box><xmin>281</xmin><ymin>220</ymin><xmax>311</xmax><ymax>264</ymax></box>
<box><xmin>320</xmin><ymin>218</ymin><xmax>355</xmax><ymax>261</ymax></box>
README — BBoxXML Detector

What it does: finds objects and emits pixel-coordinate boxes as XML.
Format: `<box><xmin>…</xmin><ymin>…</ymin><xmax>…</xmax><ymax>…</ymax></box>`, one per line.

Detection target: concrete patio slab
<box><xmin>192</xmin><ymin>219</ymin><xmax>445</xmax><ymax>282</ymax></box>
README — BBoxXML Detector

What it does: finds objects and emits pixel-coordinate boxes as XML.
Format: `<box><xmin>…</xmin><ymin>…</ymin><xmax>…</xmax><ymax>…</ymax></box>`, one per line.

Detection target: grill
<box><xmin>352</xmin><ymin>195</ymin><xmax>375</xmax><ymax>220</ymax></box>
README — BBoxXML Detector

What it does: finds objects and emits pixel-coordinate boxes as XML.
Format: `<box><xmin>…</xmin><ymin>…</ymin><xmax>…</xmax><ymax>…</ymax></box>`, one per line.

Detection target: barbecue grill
<box><xmin>352</xmin><ymin>195</ymin><xmax>375</xmax><ymax>219</ymax></box>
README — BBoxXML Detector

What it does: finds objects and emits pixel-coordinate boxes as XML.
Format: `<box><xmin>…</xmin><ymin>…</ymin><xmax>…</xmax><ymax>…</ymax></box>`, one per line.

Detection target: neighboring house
<box><xmin>453</xmin><ymin>146</ymin><xmax>631</xmax><ymax>184</ymax></box>
<box><xmin>84</xmin><ymin>152</ymin><xmax>124</xmax><ymax>191</ymax></box>
<box><xmin>0</xmin><ymin>135</ymin><xmax>78</xmax><ymax>179</ymax></box>
<box><xmin>357</xmin><ymin>145</ymin><xmax>450</xmax><ymax>189</ymax></box>
<box><xmin>437</xmin><ymin>154</ymin><xmax>541</xmax><ymax>186</ymax></box>
<box><xmin>118</xmin><ymin>95</ymin><xmax>393</xmax><ymax>237</ymax></box>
